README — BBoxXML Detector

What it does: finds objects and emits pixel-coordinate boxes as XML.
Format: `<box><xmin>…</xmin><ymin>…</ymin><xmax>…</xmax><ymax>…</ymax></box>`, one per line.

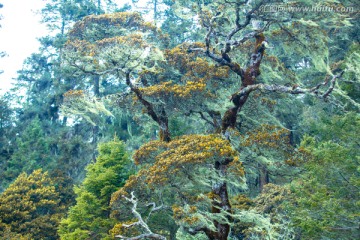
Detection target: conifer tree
<box><xmin>59</xmin><ymin>138</ymin><xmax>132</xmax><ymax>240</ymax></box>
<box><xmin>287</xmin><ymin>112</ymin><xmax>360</xmax><ymax>239</ymax></box>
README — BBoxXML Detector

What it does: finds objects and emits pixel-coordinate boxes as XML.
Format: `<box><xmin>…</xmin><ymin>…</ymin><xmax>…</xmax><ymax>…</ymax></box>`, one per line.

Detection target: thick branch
<box><xmin>230</xmin><ymin>72</ymin><xmax>344</xmax><ymax>101</ymax></box>
<box><xmin>254</xmin><ymin>72</ymin><xmax>343</xmax><ymax>97</ymax></box>
<box><xmin>125</xmin><ymin>72</ymin><xmax>171</xmax><ymax>142</ymax></box>
<box><xmin>116</xmin><ymin>192</ymin><xmax>166</xmax><ymax>240</ymax></box>
<box><xmin>227</xmin><ymin>0</ymin><xmax>267</xmax><ymax>41</ymax></box>
<box><xmin>221</xmin><ymin>71</ymin><xmax>344</xmax><ymax>133</ymax></box>
<box><xmin>116</xmin><ymin>233</ymin><xmax>167</xmax><ymax>240</ymax></box>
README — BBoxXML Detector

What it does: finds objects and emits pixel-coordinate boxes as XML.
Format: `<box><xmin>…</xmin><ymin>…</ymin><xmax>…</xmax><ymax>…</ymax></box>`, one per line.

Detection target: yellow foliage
<box><xmin>63</xmin><ymin>89</ymin><xmax>85</xmax><ymax>99</ymax></box>
<box><xmin>112</xmin><ymin>135</ymin><xmax>243</xmax><ymax>206</ymax></box>
<box><xmin>241</xmin><ymin>124</ymin><xmax>290</xmax><ymax>149</ymax></box>
<box><xmin>69</xmin><ymin>12</ymin><xmax>160</xmax><ymax>39</ymax></box>
<box><xmin>135</xmin><ymin>135</ymin><xmax>240</xmax><ymax>185</ymax></box>
<box><xmin>110</xmin><ymin>219</ymin><xmax>141</xmax><ymax>238</ymax></box>
<box><xmin>139</xmin><ymin>80</ymin><xmax>207</xmax><ymax>98</ymax></box>
<box><xmin>231</xmin><ymin>194</ymin><xmax>254</xmax><ymax>210</ymax></box>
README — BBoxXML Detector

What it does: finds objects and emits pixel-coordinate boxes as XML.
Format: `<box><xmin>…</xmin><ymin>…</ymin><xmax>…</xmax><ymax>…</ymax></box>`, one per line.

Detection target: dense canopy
<box><xmin>0</xmin><ymin>0</ymin><xmax>359</xmax><ymax>239</ymax></box>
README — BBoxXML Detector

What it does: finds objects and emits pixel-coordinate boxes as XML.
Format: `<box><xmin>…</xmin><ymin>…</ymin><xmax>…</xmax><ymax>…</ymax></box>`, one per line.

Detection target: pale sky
<box><xmin>0</xmin><ymin>0</ymin><xmax>47</xmax><ymax>94</ymax></box>
<box><xmin>0</xmin><ymin>0</ymin><xmax>152</xmax><ymax>95</ymax></box>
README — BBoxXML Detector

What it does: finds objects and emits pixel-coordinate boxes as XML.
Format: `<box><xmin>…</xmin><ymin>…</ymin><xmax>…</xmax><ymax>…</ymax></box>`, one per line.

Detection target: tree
<box><xmin>9</xmin><ymin>0</ymin><xmax>124</xmax><ymax>189</ymax></box>
<box><xmin>59</xmin><ymin>137</ymin><xmax>132</xmax><ymax>240</ymax></box>
<box><xmin>0</xmin><ymin>94</ymin><xmax>15</xmax><ymax>192</ymax></box>
<box><xmin>110</xmin><ymin>134</ymin><xmax>245</xmax><ymax>240</ymax></box>
<box><xmin>4</xmin><ymin>118</ymin><xmax>52</xmax><ymax>182</ymax></box>
<box><xmin>62</xmin><ymin>12</ymin><xmax>173</xmax><ymax>141</ymax></box>
<box><xmin>0</xmin><ymin>169</ymin><xmax>74</xmax><ymax>239</ymax></box>
<box><xmin>60</xmin><ymin>0</ymin><xmax>358</xmax><ymax>238</ymax></box>
<box><xmin>286</xmin><ymin>112</ymin><xmax>360</xmax><ymax>239</ymax></box>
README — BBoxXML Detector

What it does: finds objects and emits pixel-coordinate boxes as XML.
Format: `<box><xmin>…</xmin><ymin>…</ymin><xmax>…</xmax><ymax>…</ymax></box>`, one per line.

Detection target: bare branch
<box><xmin>230</xmin><ymin>71</ymin><xmax>345</xmax><ymax>99</ymax></box>
<box><xmin>115</xmin><ymin>233</ymin><xmax>167</xmax><ymax>240</ymax></box>
<box><xmin>116</xmin><ymin>192</ymin><xmax>166</xmax><ymax>240</ymax></box>
<box><xmin>322</xmin><ymin>71</ymin><xmax>344</xmax><ymax>98</ymax></box>
<box><xmin>227</xmin><ymin>0</ymin><xmax>267</xmax><ymax>41</ymax></box>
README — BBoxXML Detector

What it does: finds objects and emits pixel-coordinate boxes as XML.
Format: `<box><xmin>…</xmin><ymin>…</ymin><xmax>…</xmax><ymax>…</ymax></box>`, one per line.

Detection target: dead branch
<box><xmin>115</xmin><ymin>191</ymin><xmax>167</xmax><ymax>240</ymax></box>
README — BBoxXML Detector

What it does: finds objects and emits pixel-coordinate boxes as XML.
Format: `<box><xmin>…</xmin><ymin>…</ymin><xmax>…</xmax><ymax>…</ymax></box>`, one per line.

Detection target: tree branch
<box><xmin>115</xmin><ymin>192</ymin><xmax>166</xmax><ymax>240</ymax></box>
<box><xmin>221</xmin><ymin>71</ymin><xmax>344</xmax><ymax>133</ymax></box>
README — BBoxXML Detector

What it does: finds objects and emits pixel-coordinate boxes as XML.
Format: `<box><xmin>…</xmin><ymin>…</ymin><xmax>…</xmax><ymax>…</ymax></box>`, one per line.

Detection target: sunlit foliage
<box><xmin>58</xmin><ymin>138</ymin><xmax>132</xmax><ymax>240</ymax></box>
<box><xmin>110</xmin><ymin>134</ymin><xmax>245</xmax><ymax>239</ymax></box>
<box><xmin>0</xmin><ymin>169</ymin><xmax>73</xmax><ymax>239</ymax></box>
<box><xmin>61</xmin><ymin>89</ymin><xmax>113</xmax><ymax>126</ymax></box>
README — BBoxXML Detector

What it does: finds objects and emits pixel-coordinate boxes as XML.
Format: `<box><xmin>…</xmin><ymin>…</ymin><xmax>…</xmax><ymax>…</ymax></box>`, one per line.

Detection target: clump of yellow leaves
<box><xmin>112</xmin><ymin>134</ymin><xmax>243</xmax><ymax>204</ymax></box>
<box><xmin>134</xmin><ymin>134</ymin><xmax>241</xmax><ymax>186</ymax></box>
<box><xmin>69</xmin><ymin>12</ymin><xmax>161</xmax><ymax>40</ymax></box>
<box><xmin>136</xmin><ymin>43</ymin><xmax>230</xmax><ymax>106</ymax></box>
<box><xmin>110</xmin><ymin>219</ymin><xmax>141</xmax><ymax>239</ymax></box>
<box><xmin>140</xmin><ymin>80</ymin><xmax>207</xmax><ymax>98</ymax></box>
<box><xmin>241</xmin><ymin>124</ymin><xmax>290</xmax><ymax>149</ymax></box>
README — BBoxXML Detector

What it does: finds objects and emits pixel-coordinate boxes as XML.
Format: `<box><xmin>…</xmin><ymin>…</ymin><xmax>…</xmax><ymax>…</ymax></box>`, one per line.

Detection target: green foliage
<box><xmin>0</xmin><ymin>94</ymin><xmax>15</xmax><ymax>192</ymax></box>
<box><xmin>61</xmin><ymin>90</ymin><xmax>114</xmax><ymax>126</ymax></box>
<box><xmin>1</xmin><ymin>0</ymin><xmax>359</xmax><ymax>239</ymax></box>
<box><xmin>287</xmin><ymin>112</ymin><xmax>360</xmax><ymax>239</ymax></box>
<box><xmin>110</xmin><ymin>134</ymin><xmax>245</xmax><ymax>238</ymax></box>
<box><xmin>0</xmin><ymin>169</ymin><xmax>73</xmax><ymax>239</ymax></box>
<box><xmin>58</xmin><ymin>138</ymin><xmax>132</xmax><ymax>240</ymax></box>
<box><xmin>4</xmin><ymin>118</ymin><xmax>52</xmax><ymax>183</ymax></box>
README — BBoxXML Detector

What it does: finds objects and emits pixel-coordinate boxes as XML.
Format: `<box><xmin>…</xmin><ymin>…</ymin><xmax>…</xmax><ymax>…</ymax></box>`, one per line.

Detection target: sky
<box><xmin>0</xmin><ymin>0</ymin><xmax>47</xmax><ymax>94</ymax></box>
<box><xmin>0</xmin><ymin>0</ymin><xmax>148</xmax><ymax>95</ymax></box>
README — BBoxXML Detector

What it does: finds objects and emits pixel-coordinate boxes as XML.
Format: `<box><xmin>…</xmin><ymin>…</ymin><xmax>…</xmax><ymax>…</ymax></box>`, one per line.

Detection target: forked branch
<box><xmin>115</xmin><ymin>191</ymin><xmax>166</xmax><ymax>240</ymax></box>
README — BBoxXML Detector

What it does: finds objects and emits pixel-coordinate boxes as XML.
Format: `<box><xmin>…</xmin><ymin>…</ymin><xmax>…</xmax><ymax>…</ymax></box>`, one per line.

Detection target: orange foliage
<box><xmin>165</xmin><ymin>43</ymin><xmax>228</xmax><ymax>79</ymax></box>
<box><xmin>96</xmin><ymin>34</ymin><xmax>148</xmax><ymax>48</ymax></box>
<box><xmin>137</xmin><ymin>43</ymin><xmax>230</xmax><ymax>101</ymax></box>
<box><xmin>63</xmin><ymin>90</ymin><xmax>85</xmax><ymax>100</ymax></box>
<box><xmin>112</xmin><ymin>134</ymin><xmax>243</xmax><ymax>204</ymax></box>
<box><xmin>139</xmin><ymin>80</ymin><xmax>207</xmax><ymax>98</ymax></box>
<box><xmin>241</xmin><ymin>124</ymin><xmax>290</xmax><ymax>148</ymax></box>
<box><xmin>68</xmin><ymin>12</ymin><xmax>160</xmax><ymax>40</ymax></box>
<box><xmin>143</xmin><ymin>134</ymin><xmax>239</xmax><ymax>185</ymax></box>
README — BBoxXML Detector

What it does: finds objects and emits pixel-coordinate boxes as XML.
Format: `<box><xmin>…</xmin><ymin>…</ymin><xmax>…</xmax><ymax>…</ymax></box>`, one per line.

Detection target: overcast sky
<box><xmin>0</xmin><ymin>0</ymin><xmax>47</xmax><ymax>94</ymax></box>
<box><xmin>0</xmin><ymin>0</ymin><xmax>154</xmax><ymax>95</ymax></box>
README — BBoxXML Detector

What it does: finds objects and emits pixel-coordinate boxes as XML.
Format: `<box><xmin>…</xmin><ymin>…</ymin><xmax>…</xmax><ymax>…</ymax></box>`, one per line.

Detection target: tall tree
<box><xmin>0</xmin><ymin>94</ymin><xmax>15</xmax><ymax>192</ymax></box>
<box><xmin>287</xmin><ymin>112</ymin><xmax>360</xmax><ymax>239</ymax></box>
<box><xmin>59</xmin><ymin>138</ymin><xmax>132</xmax><ymax>240</ymax></box>
<box><xmin>57</xmin><ymin>0</ymin><xmax>359</xmax><ymax>238</ymax></box>
<box><xmin>6</xmin><ymin>0</ymin><xmax>124</xmax><ymax>190</ymax></box>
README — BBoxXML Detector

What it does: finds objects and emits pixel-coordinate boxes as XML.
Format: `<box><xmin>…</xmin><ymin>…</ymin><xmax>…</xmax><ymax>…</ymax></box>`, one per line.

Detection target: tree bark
<box><xmin>259</xmin><ymin>165</ymin><xmax>269</xmax><ymax>192</ymax></box>
<box><xmin>203</xmin><ymin>160</ymin><xmax>232</xmax><ymax>240</ymax></box>
<box><xmin>93</xmin><ymin>75</ymin><xmax>100</xmax><ymax>97</ymax></box>
<box><xmin>125</xmin><ymin>72</ymin><xmax>171</xmax><ymax>142</ymax></box>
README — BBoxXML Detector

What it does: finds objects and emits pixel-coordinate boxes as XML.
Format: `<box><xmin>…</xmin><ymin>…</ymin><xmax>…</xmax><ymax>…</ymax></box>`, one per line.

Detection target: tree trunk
<box><xmin>259</xmin><ymin>165</ymin><xmax>269</xmax><ymax>192</ymax></box>
<box><xmin>207</xmin><ymin>182</ymin><xmax>231</xmax><ymax>240</ymax></box>
<box><xmin>221</xmin><ymin>33</ymin><xmax>266</xmax><ymax>134</ymax></box>
<box><xmin>125</xmin><ymin>72</ymin><xmax>171</xmax><ymax>142</ymax></box>
<box><xmin>204</xmin><ymin>161</ymin><xmax>232</xmax><ymax>240</ymax></box>
<box><xmin>93</xmin><ymin>75</ymin><xmax>100</xmax><ymax>96</ymax></box>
